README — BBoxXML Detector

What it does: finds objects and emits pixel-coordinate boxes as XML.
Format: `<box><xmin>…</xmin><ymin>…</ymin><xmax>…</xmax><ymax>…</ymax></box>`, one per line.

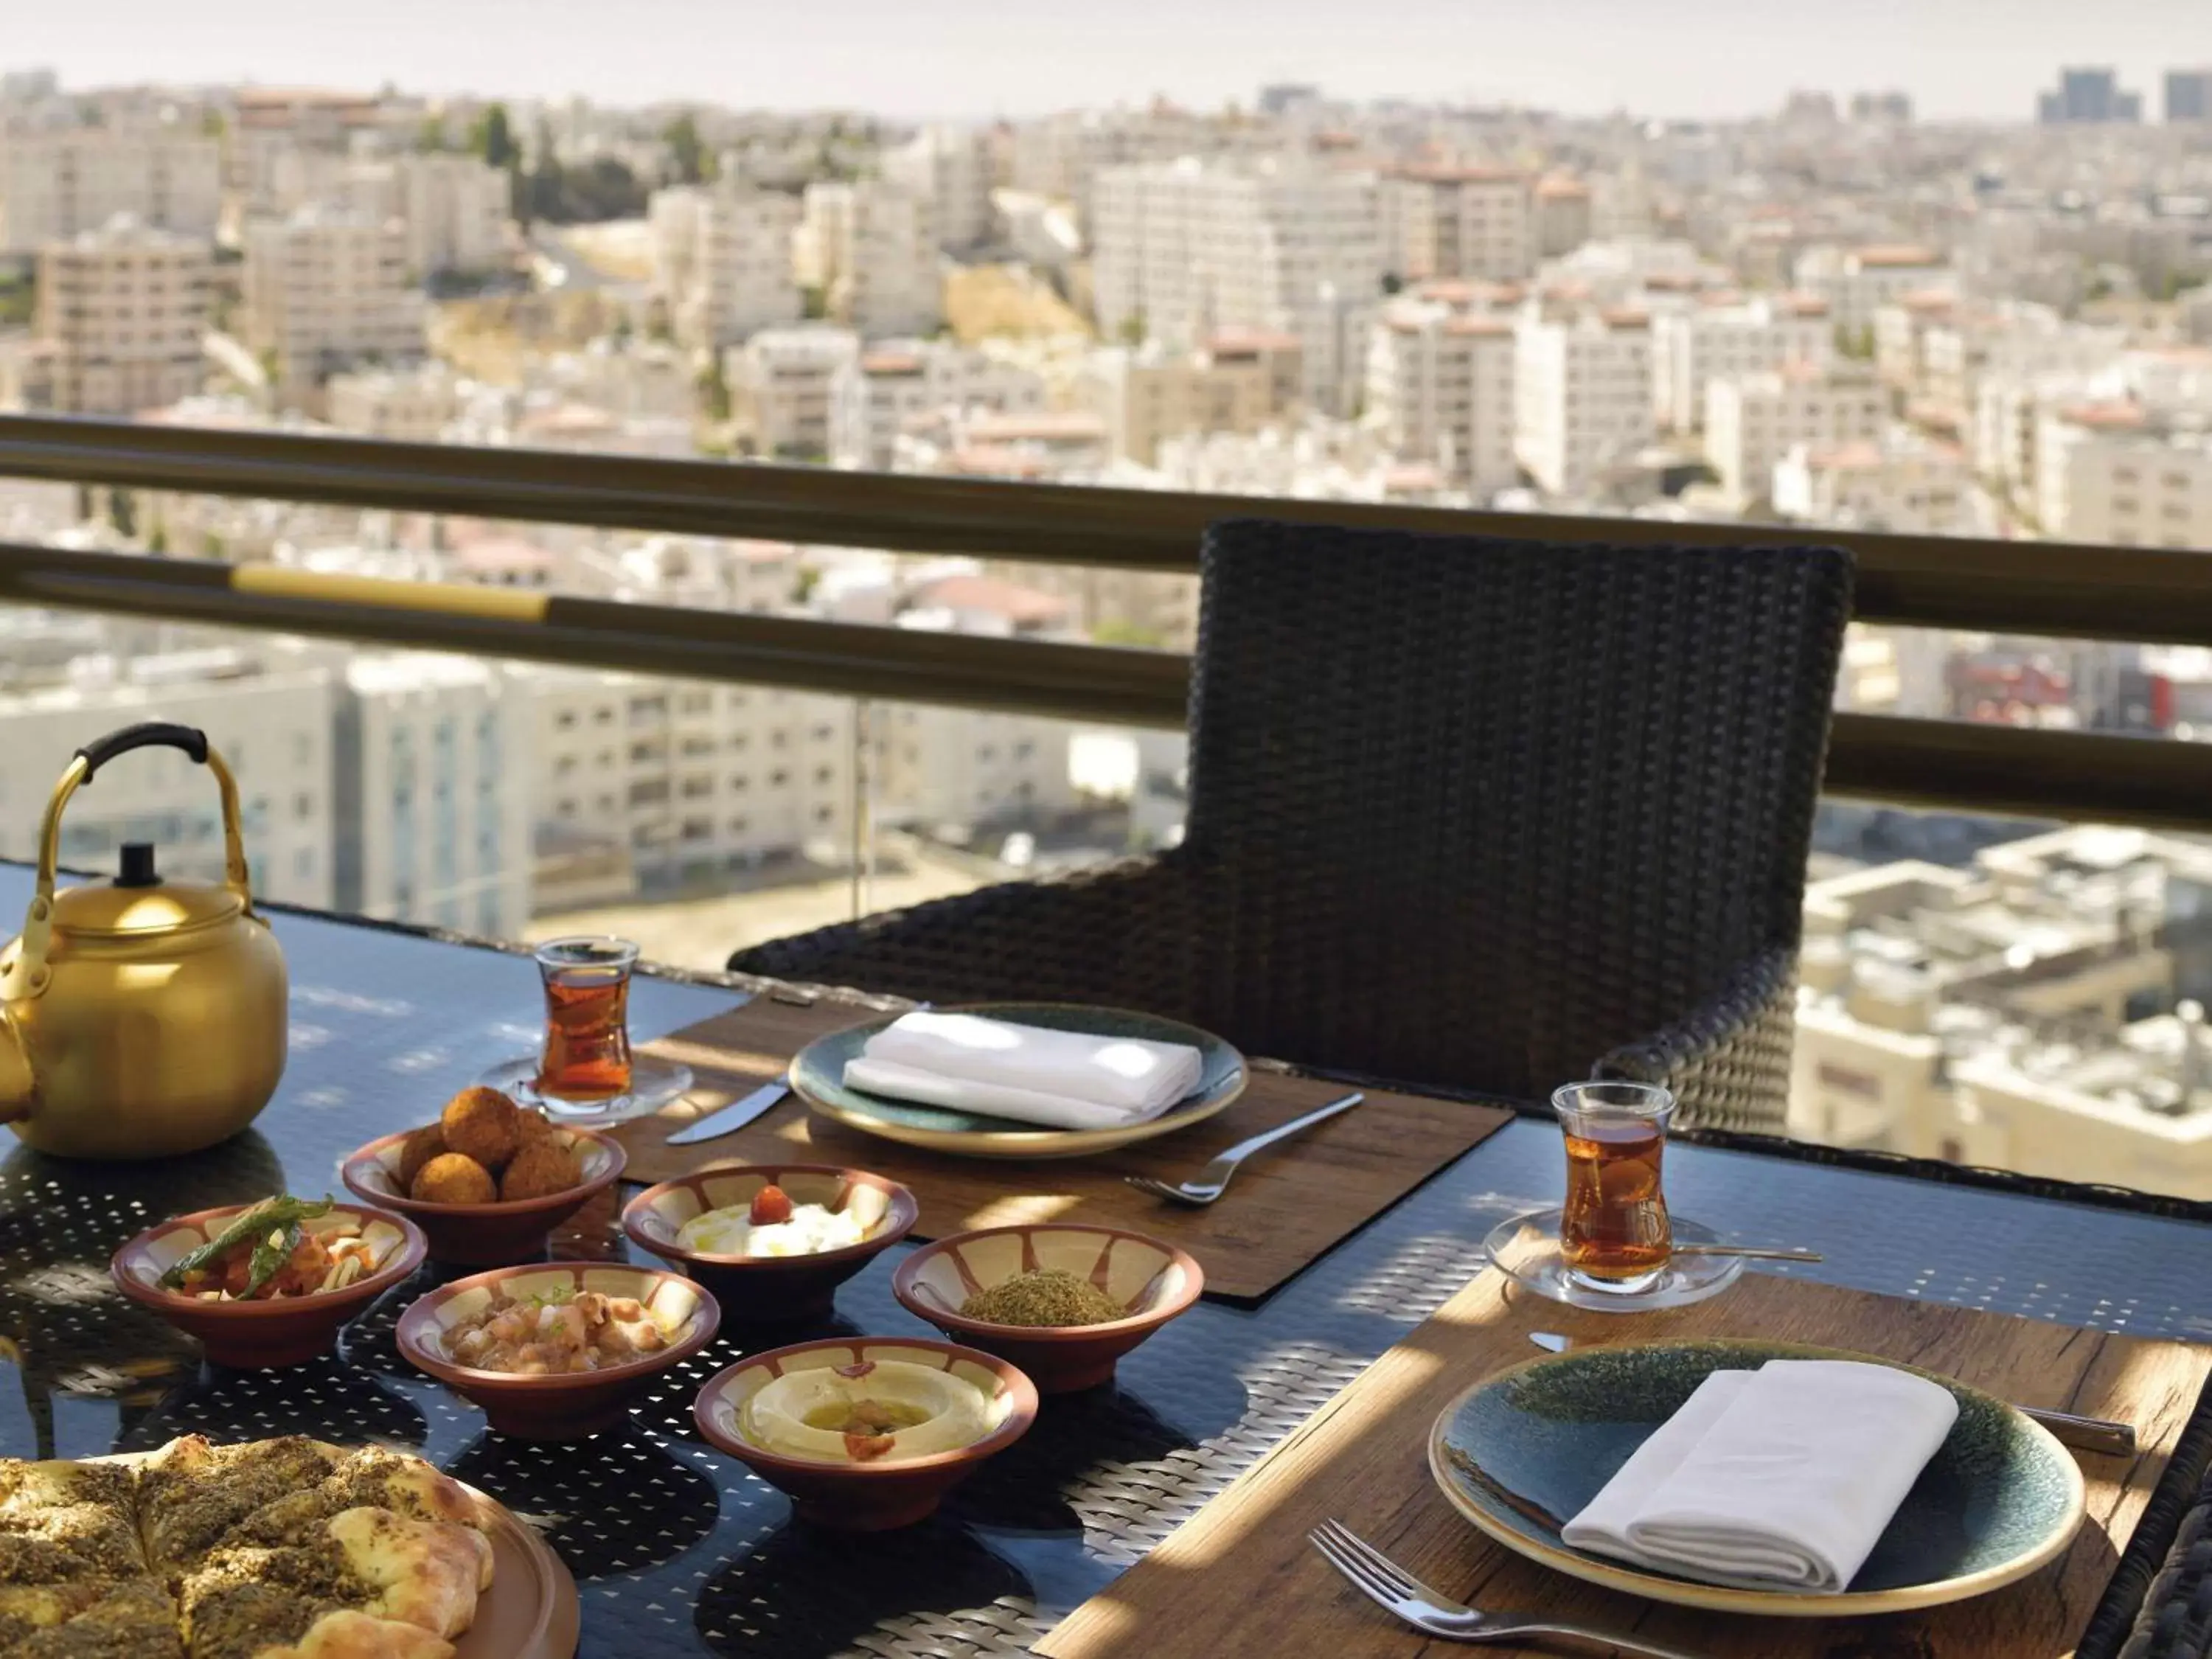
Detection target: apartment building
<box><xmin>1077</xmin><ymin>341</ymin><xmax>1291</xmax><ymax>467</ymax></box>
<box><xmin>1703</xmin><ymin>364</ymin><xmax>1885</xmax><ymax>508</ymax></box>
<box><xmin>35</xmin><ymin>217</ymin><xmax>212</xmax><ymax>415</ymax></box>
<box><xmin>0</xmin><ymin>125</ymin><xmax>220</xmax><ymax>254</ymax></box>
<box><xmin>2062</xmin><ymin>427</ymin><xmax>2212</xmax><ymax>550</ymax></box>
<box><xmin>1512</xmin><ymin>307</ymin><xmax>1654</xmax><ymax>498</ymax></box>
<box><xmin>1380</xmin><ymin>165</ymin><xmax>1530</xmax><ymax>282</ymax></box>
<box><xmin>335</xmin><ymin>654</ymin><xmax>532</xmax><ymax>938</ymax></box>
<box><xmin>0</xmin><ymin>652</ymin><xmax>338</xmax><ymax>909</ymax></box>
<box><xmin>1872</xmin><ymin>293</ymin><xmax>1958</xmax><ymax>393</ymax></box>
<box><xmin>829</xmin><ymin>340</ymin><xmax>1046</xmax><ymax>470</ymax></box>
<box><xmin>241</xmin><ymin>208</ymin><xmax>423</xmax><ymax>400</ymax></box>
<box><xmin>324</xmin><ymin>362</ymin><xmax>458</xmax><ymax>442</ymax></box>
<box><xmin>1364</xmin><ymin>299</ymin><xmax>1517</xmax><ymax>494</ymax></box>
<box><xmin>726</xmin><ymin>325</ymin><xmax>861</xmax><ymax>459</ymax></box>
<box><xmin>883</xmin><ymin>125</ymin><xmax>995</xmax><ymax>253</ymax></box>
<box><xmin>804</xmin><ymin>181</ymin><xmax>941</xmax><ymax>338</ymax></box>
<box><xmin>1650</xmin><ymin>294</ymin><xmax>1831</xmax><ymax>432</ymax></box>
<box><xmin>1773</xmin><ymin>434</ymin><xmax>1976</xmax><ymax>534</ymax></box>
<box><xmin>2031</xmin><ymin>400</ymin><xmax>2147</xmax><ymax>535</ymax></box>
<box><xmin>1795</xmin><ymin>244</ymin><xmax>1957</xmax><ymax>333</ymax></box>
<box><xmin>524</xmin><ymin>668</ymin><xmax>852</xmax><ymax>890</ymax></box>
<box><xmin>1092</xmin><ymin>156</ymin><xmax>1382</xmax><ymax>357</ymax></box>
<box><xmin>650</xmin><ymin>184</ymin><xmax>803</xmax><ymax>349</ymax></box>
<box><xmin>1532</xmin><ymin>176</ymin><xmax>1593</xmax><ymax>259</ymax></box>
<box><xmin>394</xmin><ymin>153</ymin><xmax>509</xmax><ymax>278</ymax></box>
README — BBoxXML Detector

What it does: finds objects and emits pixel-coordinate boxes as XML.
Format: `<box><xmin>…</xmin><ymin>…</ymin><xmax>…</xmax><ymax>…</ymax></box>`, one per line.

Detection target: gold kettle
<box><xmin>0</xmin><ymin>722</ymin><xmax>288</xmax><ymax>1159</ymax></box>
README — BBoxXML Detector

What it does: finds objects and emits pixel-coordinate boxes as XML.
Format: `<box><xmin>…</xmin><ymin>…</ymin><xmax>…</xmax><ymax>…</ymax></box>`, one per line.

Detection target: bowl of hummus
<box><xmin>693</xmin><ymin>1338</ymin><xmax>1037</xmax><ymax>1529</ymax></box>
<box><xmin>622</xmin><ymin>1164</ymin><xmax>918</xmax><ymax>1324</ymax></box>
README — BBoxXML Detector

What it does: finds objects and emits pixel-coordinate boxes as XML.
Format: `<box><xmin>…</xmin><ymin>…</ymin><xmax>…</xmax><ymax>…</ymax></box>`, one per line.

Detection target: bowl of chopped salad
<box><xmin>112</xmin><ymin>1194</ymin><xmax>428</xmax><ymax>1368</ymax></box>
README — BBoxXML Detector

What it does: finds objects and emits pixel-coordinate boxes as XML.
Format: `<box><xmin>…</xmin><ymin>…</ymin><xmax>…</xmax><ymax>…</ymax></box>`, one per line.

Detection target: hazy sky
<box><xmin>10</xmin><ymin>0</ymin><xmax>2212</xmax><ymax>123</ymax></box>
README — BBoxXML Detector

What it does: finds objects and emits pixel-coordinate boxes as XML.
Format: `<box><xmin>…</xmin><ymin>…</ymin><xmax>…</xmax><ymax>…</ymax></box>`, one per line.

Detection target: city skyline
<box><xmin>8</xmin><ymin>0</ymin><xmax>2212</xmax><ymax>123</ymax></box>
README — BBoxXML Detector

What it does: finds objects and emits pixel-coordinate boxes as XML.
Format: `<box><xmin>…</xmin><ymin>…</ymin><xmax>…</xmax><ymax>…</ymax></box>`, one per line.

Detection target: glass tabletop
<box><xmin>1</xmin><ymin>865</ymin><xmax>2208</xmax><ymax>1658</ymax></box>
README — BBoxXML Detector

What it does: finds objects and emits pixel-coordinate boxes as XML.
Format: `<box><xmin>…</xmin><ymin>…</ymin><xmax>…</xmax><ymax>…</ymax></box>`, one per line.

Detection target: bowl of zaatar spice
<box><xmin>891</xmin><ymin>1223</ymin><xmax>1203</xmax><ymax>1393</ymax></box>
<box><xmin>113</xmin><ymin>1194</ymin><xmax>428</xmax><ymax>1368</ymax></box>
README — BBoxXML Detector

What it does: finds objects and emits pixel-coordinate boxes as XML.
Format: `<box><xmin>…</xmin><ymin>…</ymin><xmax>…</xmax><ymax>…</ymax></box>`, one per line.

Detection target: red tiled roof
<box><xmin>909</xmin><ymin>573</ymin><xmax>1070</xmax><ymax>625</ymax></box>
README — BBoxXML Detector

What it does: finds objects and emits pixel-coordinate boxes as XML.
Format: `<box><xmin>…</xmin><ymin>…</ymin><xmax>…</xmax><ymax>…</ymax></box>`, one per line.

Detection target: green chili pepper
<box><xmin>242</xmin><ymin>1220</ymin><xmax>303</xmax><ymax>1299</ymax></box>
<box><xmin>158</xmin><ymin>1195</ymin><xmax>334</xmax><ymax>1290</ymax></box>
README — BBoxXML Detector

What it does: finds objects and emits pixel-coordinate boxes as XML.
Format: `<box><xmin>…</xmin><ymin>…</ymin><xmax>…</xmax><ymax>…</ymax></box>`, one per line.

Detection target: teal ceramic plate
<box><xmin>1427</xmin><ymin>1338</ymin><xmax>2086</xmax><ymax>1616</ymax></box>
<box><xmin>789</xmin><ymin>1003</ymin><xmax>1246</xmax><ymax>1161</ymax></box>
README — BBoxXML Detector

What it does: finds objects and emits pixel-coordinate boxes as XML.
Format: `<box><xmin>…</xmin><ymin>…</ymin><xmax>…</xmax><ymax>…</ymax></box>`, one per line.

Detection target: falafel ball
<box><xmin>409</xmin><ymin>1152</ymin><xmax>497</xmax><ymax>1206</ymax></box>
<box><xmin>440</xmin><ymin>1085</ymin><xmax>521</xmax><ymax>1169</ymax></box>
<box><xmin>498</xmin><ymin>1138</ymin><xmax>582</xmax><ymax>1202</ymax></box>
<box><xmin>396</xmin><ymin>1123</ymin><xmax>447</xmax><ymax>1189</ymax></box>
<box><xmin>512</xmin><ymin>1107</ymin><xmax>554</xmax><ymax>1144</ymax></box>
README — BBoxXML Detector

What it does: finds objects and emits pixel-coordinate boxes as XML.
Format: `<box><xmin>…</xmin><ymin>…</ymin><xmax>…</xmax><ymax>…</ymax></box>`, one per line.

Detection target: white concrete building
<box><xmin>1091</xmin><ymin>157</ymin><xmax>1382</xmax><ymax>397</ymax></box>
<box><xmin>1076</xmin><ymin>339</ymin><xmax>1293</xmax><ymax>468</ymax></box>
<box><xmin>1532</xmin><ymin>177</ymin><xmax>1594</xmax><ymax>258</ymax></box>
<box><xmin>726</xmin><ymin>325</ymin><xmax>861</xmax><ymax>459</ymax></box>
<box><xmin>1703</xmin><ymin>363</ymin><xmax>1885</xmax><ymax>508</ymax></box>
<box><xmin>883</xmin><ymin>125</ymin><xmax>996</xmax><ymax>253</ymax></box>
<box><xmin>324</xmin><ymin>362</ymin><xmax>459</xmax><ymax>442</ymax></box>
<box><xmin>394</xmin><ymin>153</ymin><xmax>509</xmax><ymax>278</ymax></box>
<box><xmin>0</xmin><ymin>125</ymin><xmax>220</xmax><ymax>254</ymax></box>
<box><xmin>2062</xmin><ymin>426</ymin><xmax>2212</xmax><ymax>550</ymax></box>
<box><xmin>1773</xmin><ymin>434</ymin><xmax>1977</xmax><ymax>534</ymax></box>
<box><xmin>0</xmin><ymin>652</ymin><xmax>338</xmax><ymax>909</ymax></box>
<box><xmin>1365</xmin><ymin>299</ymin><xmax>1517</xmax><ymax>494</ymax></box>
<box><xmin>525</xmin><ymin>668</ymin><xmax>852</xmax><ymax>889</ymax></box>
<box><xmin>805</xmin><ymin>181</ymin><xmax>941</xmax><ymax>338</ymax></box>
<box><xmin>1651</xmin><ymin>295</ymin><xmax>1832</xmax><ymax>433</ymax></box>
<box><xmin>335</xmin><ymin>654</ymin><xmax>532</xmax><ymax>938</ymax></box>
<box><xmin>241</xmin><ymin>208</ymin><xmax>423</xmax><ymax>398</ymax></box>
<box><xmin>1512</xmin><ymin>307</ymin><xmax>1654</xmax><ymax>498</ymax></box>
<box><xmin>829</xmin><ymin>339</ymin><xmax>1046</xmax><ymax>470</ymax></box>
<box><xmin>1380</xmin><ymin>165</ymin><xmax>1531</xmax><ymax>282</ymax></box>
<box><xmin>1794</xmin><ymin>244</ymin><xmax>1957</xmax><ymax>334</ymax></box>
<box><xmin>651</xmin><ymin>184</ymin><xmax>803</xmax><ymax>349</ymax></box>
<box><xmin>35</xmin><ymin>218</ymin><xmax>212</xmax><ymax>415</ymax></box>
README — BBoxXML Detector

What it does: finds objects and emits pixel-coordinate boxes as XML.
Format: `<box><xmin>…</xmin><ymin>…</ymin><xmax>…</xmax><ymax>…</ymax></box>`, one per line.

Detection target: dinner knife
<box><xmin>1526</xmin><ymin>1332</ymin><xmax>2136</xmax><ymax>1457</ymax></box>
<box><xmin>664</xmin><ymin>1080</ymin><xmax>791</xmax><ymax>1146</ymax></box>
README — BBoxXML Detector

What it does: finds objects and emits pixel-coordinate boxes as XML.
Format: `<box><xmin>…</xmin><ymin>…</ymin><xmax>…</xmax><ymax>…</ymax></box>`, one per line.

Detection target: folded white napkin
<box><xmin>841</xmin><ymin>1011</ymin><xmax>1206</xmax><ymax>1132</ymax></box>
<box><xmin>1561</xmin><ymin>1360</ymin><xmax>1958</xmax><ymax>1593</ymax></box>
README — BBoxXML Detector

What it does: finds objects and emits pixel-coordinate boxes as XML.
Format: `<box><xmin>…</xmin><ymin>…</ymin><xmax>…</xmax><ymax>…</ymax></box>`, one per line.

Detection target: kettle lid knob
<box><xmin>115</xmin><ymin>842</ymin><xmax>160</xmax><ymax>888</ymax></box>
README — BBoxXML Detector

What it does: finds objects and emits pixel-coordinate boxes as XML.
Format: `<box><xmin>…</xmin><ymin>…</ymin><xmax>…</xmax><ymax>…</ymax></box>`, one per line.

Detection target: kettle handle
<box><xmin>1</xmin><ymin>723</ymin><xmax>257</xmax><ymax>1001</ymax></box>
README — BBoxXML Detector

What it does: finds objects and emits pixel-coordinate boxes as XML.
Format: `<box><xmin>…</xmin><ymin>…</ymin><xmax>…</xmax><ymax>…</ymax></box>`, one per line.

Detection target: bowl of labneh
<box><xmin>891</xmin><ymin>1222</ymin><xmax>1204</xmax><ymax>1393</ymax></box>
<box><xmin>694</xmin><ymin>1336</ymin><xmax>1037</xmax><ymax>1529</ymax></box>
<box><xmin>397</xmin><ymin>1262</ymin><xmax>720</xmax><ymax>1439</ymax></box>
<box><xmin>621</xmin><ymin>1165</ymin><xmax>919</xmax><ymax>1323</ymax></box>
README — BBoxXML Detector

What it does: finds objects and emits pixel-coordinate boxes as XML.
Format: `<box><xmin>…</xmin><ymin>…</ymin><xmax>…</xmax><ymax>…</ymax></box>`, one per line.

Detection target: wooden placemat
<box><xmin>611</xmin><ymin>996</ymin><xmax>1512</xmax><ymax>1303</ymax></box>
<box><xmin>1038</xmin><ymin>1269</ymin><xmax>2212</xmax><ymax>1658</ymax></box>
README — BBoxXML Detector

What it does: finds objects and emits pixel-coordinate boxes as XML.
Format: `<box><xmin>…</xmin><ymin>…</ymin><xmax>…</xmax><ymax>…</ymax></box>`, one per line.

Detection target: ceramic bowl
<box><xmin>341</xmin><ymin>1124</ymin><xmax>625</xmax><ymax>1265</ymax></box>
<box><xmin>112</xmin><ymin>1201</ymin><xmax>428</xmax><ymax>1368</ymax></box>
<box><xmin>621</xmin><ymin>1164</ymin><xmax>919</xmax><ymax>1324</ymax></box>
<box><xmin>891</xmin><ymin>1223</ymin><xmax>1203</xmax><ymax>1393</ymax></box>
<box><xmin>396</xmin><ymin>1262</ymin><xmax>719</xmax><ymax>1440</ymax></box>
<box><xmin>693</xmin><ymin>1337</ymin><xmax>1037</xmax><ymax>1530</ymax></box>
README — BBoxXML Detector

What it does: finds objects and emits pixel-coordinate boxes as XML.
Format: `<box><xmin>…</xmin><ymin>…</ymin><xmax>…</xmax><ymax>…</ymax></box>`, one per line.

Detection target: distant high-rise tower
<box><xmin>1848</xmin><ymin>91</ymin><xmax>1914</xmax><ymax>124</ymax></box>
<box><xmin>2037</xmin><ymin>67</ymin><xmax>2143</xmax><ymax>124</ymax></box>
<box><xmin>2168</xmin><ymin>69</ymin><xmax>2212</xmax><ymax>123</ymax></box>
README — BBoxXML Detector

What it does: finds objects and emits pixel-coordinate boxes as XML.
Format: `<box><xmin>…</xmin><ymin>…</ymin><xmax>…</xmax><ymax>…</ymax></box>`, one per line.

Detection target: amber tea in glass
<box><xmin>1553</xmin><ymin>1080</ymin><xmax>1676</xmax><ymax>1293</ymax></box>
<box><xmin>534</xmin><ymin>936</ymin><xmax>639</xmax><ymax>1102</ymax></box>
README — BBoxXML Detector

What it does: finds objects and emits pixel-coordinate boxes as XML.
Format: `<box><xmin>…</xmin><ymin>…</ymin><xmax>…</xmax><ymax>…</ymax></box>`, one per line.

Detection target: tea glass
<box><xmin>534</xmin><ymin>936</ymin><xmax>639</xmax><ymax>1103</ymax></box>
<box><xmin>1552</xmin><ymin>1079</ymin><xmax>1676</xmax><ymax>1293</ymax></box>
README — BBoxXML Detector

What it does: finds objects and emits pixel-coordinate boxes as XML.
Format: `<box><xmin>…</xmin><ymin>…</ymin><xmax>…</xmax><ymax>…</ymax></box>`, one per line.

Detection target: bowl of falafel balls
<box><xmin>341</xmin><ymin>1086</ymin><xmax>627</xmax><ymax>1265</ymax></box>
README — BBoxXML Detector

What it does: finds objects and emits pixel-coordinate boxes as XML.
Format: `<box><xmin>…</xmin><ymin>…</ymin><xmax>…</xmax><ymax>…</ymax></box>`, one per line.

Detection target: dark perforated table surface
<box><xmin>4</xmin><ymin>866</ymin><xmax>2211</xmax><ymax>1658</ymax></box>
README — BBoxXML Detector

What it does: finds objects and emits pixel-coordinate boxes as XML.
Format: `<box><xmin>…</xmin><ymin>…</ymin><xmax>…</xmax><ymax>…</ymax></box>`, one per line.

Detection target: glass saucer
<box><xmin>1484</xmin><ymin>1207</ymin><xmax>1745</xmax><ymax>1312</ymax></box>
<box><xmin>475</xmin><ymin>1054</ymin><xmax>695</xmax><ymax>1127</ymax></box>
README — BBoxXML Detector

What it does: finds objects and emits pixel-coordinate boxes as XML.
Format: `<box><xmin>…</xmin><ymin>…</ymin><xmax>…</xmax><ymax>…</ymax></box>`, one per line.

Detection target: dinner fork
<box><xmin>1309</xmin><ymin>1518</ymin><xmax>1700</xmax><ymax>1658</ymax></box>
<box><xmin>1124</xmin><ymin>1091</ymin><xmax>1365</xmax><ymax>1206</ymax></box>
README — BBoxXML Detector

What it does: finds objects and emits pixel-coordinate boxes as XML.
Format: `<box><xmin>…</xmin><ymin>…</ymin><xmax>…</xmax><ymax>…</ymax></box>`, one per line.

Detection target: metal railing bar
<box><xmin>3</xmin><ymin>541</ymin><xmax>2210</xmax><ymax>831</ymax></box>
<box><xmin>3</xmin><ymin>416</ymin><xmax>2210</xmax><ymax>648</ymax></box>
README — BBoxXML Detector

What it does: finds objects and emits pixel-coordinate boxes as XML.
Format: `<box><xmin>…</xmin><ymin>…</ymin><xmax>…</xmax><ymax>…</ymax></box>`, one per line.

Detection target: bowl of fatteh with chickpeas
<box><xmin>396</xmin><ymin>1262</ymin><xmax>720</xmax><ymax>1439</ymax></box>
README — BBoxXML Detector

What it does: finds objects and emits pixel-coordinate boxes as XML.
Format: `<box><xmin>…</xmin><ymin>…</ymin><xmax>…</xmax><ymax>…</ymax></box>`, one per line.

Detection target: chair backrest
<box><xmin>1175</xmin><ymin>518</ymin><xmax>1853</xmax><ymax>1101</ymax></box>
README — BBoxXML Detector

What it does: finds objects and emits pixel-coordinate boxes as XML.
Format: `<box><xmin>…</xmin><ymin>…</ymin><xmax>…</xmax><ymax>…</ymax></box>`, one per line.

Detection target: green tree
<box><xmin>106</xmin><ymin>488</ymin><xmax>136</xmax><ymax>539</ymax></box>
<box><xmin>416</xmin><ymin>114</ymin><xmax>450</xmax><ymax>153</ymax></box>
<box><xmin>1092</xmin><ymin>618</ymin><xmax>1169</xmax><ymax>649</ymax></box>
<box><xmin>800</xmin><ymin>284</ymin><xmax>827</xmax><ymax>321</ymax></box>
<box><xmin>201</xmin><ymin>530</ymin><xmax>227</xmax><ymax>560</ymax></box>
<box><xmin>470</xmin><ymin>103</ymin><xmax>516</xmax><ymax>170</ymax></box>
<box><xmin>147</xmin><ymin>521</ymin><xmax>168</xmax><ymax>555</ymax></box>
<box><xmin>1117</xmin><ymin>310</ymin><xmax>1147</xmax><ymax>347</ymax></box>
<box><xmin>696</xmin><ymin>353</ymin><xmax>731</xmax><ymax>422</ymax></box>
<box><xmin>663</xmin><ymin>111</ymin><xmax>714</xmax><ymax>185</ymax></box>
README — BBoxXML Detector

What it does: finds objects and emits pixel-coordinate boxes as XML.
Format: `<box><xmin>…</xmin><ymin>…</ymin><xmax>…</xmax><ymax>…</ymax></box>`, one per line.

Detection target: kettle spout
<box><xmin>0</xmin><ymin>1012</ymin><xmax>31</xmax><ymax>1124</ymax></box>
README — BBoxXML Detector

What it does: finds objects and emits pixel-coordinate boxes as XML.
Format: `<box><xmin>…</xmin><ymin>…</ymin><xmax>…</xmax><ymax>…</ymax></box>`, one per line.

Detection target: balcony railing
<box><xmin>1</xmin><ymin>413</ymin><xmax>2210</xmax><ymax>831</ymax></box>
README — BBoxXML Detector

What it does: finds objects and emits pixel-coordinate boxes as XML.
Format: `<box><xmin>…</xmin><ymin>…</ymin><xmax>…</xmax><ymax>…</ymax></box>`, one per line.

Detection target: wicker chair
<box><xmin>732</xmin><ymin>520</ymin><xmax>1854</xmax><ymax>1131</ymax></box>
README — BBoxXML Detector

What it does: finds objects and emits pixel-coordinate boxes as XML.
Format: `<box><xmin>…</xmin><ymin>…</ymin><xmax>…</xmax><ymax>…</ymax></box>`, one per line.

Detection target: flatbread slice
<box><xmin>138</xmin><ymin>1439</ymin><xmax>349</xmax><ymax>1582</ymax></box>
<box><xmin>4</xmin><ymin>1577</ymin><xmax>184</xmax><ymax>1658</ymax></box>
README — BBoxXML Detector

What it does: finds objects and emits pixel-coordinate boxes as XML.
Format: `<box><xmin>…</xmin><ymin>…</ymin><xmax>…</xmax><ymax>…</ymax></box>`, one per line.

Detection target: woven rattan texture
<box><xmin>732</xmin><ymin>521</ymin><xmax>1853</xmax><ymax>1133</ymax></box>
